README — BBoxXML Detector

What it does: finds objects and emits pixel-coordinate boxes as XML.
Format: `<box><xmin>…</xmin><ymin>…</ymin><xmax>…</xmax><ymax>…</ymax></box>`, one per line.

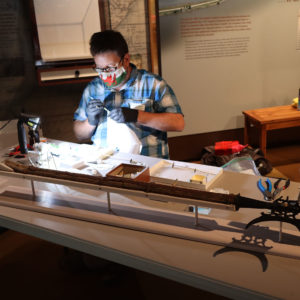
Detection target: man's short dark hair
<box><xmin>90</xmin><ymin>30</ymin><xmax>129</xmax><ymax>58</ymax></box>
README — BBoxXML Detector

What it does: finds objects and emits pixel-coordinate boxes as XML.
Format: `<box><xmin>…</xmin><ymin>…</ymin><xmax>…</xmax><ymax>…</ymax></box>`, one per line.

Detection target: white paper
<box><xmin>107</xmin><ymin>118</ymin><xmax>142</xmax><ymax>154</ymax></box>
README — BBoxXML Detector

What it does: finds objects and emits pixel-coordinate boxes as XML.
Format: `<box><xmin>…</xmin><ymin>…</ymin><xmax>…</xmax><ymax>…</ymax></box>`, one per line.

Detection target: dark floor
<box><xmin>0</xmin><ymin>144</ymin><xmax>299</xmax><ymax>300</ymax></box>
<box><xmin>0</xmin><ymin>231</ymin><xmax>230</xmax><ymax>300</ymax></box>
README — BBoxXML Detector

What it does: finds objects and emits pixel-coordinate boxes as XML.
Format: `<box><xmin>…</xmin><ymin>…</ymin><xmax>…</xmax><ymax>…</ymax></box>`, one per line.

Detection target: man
<box><xmin>74</xmin><ymin>30</ymin><xmax>184</xmax><ymax>158</ymax></box>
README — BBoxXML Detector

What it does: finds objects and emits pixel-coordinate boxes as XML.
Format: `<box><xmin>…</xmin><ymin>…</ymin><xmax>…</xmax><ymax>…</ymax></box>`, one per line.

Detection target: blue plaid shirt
<box><xmin>74</xmin><ymin>64</ymin><xmax>183</xmax><ymax>158</ymax></box>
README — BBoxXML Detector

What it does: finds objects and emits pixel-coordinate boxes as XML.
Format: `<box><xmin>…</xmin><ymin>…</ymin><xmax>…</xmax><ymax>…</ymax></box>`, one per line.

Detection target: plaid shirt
<box><xmin>74</xmin><ymin>64</ymin><xmax>183</xmax><ymax>158</ymax></box>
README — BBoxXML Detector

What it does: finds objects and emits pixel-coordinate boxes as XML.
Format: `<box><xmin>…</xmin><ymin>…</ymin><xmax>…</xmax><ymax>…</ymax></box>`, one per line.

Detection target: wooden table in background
<box><xmin>243</xmin><ymin>105</ymin><xmax>300</xmax><ymax>154</ymax></box>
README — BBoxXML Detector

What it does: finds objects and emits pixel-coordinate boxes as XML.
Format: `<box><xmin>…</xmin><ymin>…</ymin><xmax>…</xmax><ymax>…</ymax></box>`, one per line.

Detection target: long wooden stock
<box><xmin>4</xmin><ymin>159</ymin><xmax>237</xmax><ymax>206</ymax></box>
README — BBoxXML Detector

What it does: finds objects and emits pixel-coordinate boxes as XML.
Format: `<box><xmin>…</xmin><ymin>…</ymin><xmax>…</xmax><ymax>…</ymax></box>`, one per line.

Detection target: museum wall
<box><xmin>0</xmin><ymin>0</ymin><xmax>84</xmax><ymax>142</ymax></box>
<box><xmin>160</xmin><ymin>0</ymin><xmax>300</xmax><ymax>137</ymax></box>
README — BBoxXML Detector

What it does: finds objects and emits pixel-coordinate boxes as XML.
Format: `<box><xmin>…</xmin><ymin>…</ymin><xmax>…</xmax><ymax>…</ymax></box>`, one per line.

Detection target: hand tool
<box><xmin>257</xmin><ymin>178</ymin><xmax>273</xmax><ymax>201</ymax></box>
<box><xmin>272</xmin><ymin>178</ymin><xmax>290</xmax><ymax>199</ymax></box>
<box><xmin>17</xmin><ymin>113</ymin><xmax>40</xmax><ymax>154</ymax></box>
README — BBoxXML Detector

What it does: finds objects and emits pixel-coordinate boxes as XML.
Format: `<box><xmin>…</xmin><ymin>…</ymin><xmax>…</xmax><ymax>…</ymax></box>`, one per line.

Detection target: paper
<box><xmin>107</xmin><ymin>118</ymin><xmax>142</xmax><ymax>154</ymax></box>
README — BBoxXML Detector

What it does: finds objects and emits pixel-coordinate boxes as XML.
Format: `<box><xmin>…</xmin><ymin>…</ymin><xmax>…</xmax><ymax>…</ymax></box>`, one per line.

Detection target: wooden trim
<box><xmin>38</xmin><ymin>64</ymin><xmax>95</xmax><ymax>73</ymax></box>
<box><xmin>147</xmin><ymin>0</ymin><xmax>161</xmax><ymax>75</ymax></box>
<box><xmin>266</xmin><ymin>120</ymin><xmax>300</xmax><ymax>130</ymax></box>
<box><xmin>28</xmin><ymin>0</ymin><xmax>42</xmax><ymax>61</ymax></box>
<box><xmin>36</xmin><ymin>62</ymin><xmax>97</xmax><ymax>86</ymax></box>
<box><xmin>99</xmin><ymin>0</ymin><xmax>111</xmax><ymax>30</ymax></box>
<box><xmin>36</xmin><ymin>59</ymin><xmax>94</xmax><ymax>69</ymax></box>
<box><xmin>37</xmin><ymin>77</ymin><xmax>96</xmax><ymax>87</ymax></box>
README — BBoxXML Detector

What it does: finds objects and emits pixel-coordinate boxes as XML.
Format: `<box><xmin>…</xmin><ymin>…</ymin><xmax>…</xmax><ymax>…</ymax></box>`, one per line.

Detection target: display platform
<box><xmin>1</xmin><ymin>139</ymin><xmax>300</xmax><ymax>259</ymax></box>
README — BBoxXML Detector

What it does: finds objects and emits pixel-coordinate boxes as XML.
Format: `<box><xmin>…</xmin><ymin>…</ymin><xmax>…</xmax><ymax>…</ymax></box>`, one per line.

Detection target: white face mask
<box><xmin>100</xmin><ymin>66</ymin><xmax>127</xmax><ymax>88</ymax></box>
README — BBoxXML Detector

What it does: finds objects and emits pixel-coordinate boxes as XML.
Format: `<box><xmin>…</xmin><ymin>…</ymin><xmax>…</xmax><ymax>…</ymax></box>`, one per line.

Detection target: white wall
<box><xmin>159</xmin><ymin>0</ymin><xmax>300</xmax><ymax>136</ymax></box>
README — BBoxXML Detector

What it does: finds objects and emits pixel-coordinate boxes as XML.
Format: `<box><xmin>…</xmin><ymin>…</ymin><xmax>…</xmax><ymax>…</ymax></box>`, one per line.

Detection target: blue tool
<box><xmin>257</xmin><ymin>178</ymin><xmax>291</xmax><ymax>201</ymax></box>
<box><xmin>257</xmin><ymin>178</ymin><xmax>273</xmax><ymax>201</ymax></box>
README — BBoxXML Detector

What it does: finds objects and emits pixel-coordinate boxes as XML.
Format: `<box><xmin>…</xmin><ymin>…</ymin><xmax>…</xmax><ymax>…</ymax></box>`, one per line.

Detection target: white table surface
<box><xmin>1</xmin><ymin>199</ymin><xmax>300</xmax><ymax>300</ymax></box>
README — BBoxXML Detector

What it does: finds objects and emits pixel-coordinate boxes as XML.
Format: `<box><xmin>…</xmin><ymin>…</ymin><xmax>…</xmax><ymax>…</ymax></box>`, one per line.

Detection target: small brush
<box><xmin>89</xmin><ymin>97</ymin><xmax>109</xmax><ymax>114</ymax></box>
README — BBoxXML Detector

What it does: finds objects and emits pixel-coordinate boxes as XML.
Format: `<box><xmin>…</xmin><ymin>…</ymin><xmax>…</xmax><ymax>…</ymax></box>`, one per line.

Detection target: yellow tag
<box><xmin>190</xmin><ymin>174</ymin><xmax>205</xmax><ymax>183</ymax></box>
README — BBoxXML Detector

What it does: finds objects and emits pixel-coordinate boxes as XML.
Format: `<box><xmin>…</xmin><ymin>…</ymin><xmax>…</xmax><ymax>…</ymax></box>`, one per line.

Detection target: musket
<box><xmin>3</xmin><ymin>160</ymin><xmax>300</xmax><ymax>231</ymax></box>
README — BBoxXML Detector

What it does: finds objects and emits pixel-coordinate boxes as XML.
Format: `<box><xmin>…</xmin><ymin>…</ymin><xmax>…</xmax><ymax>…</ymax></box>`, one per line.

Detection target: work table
<box><xmin>0</xmin><ymin>140</ymin><xmax>300</xmax><ymax>300</ymax></box>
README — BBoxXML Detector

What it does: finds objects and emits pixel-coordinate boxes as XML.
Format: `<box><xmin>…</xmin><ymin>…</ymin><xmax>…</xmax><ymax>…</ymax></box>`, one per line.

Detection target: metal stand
<box><xmin>30</xmin><ymin>179</ymin><xmax>36</xmax><ymax>201</ymax></box>
<box><xmin>278</xmin><ymin>221</ymin><xmax>282</xmax><ymax>242</ymax></box>
<box><xmin>195</xmin><ymin>205</ymin><xmax>199</xmax><ymax>226</ymax></box>
<box><xmin>107</xmin><ymin>191</ymin><xmax>112</xmax><ymax>211</ymax></box>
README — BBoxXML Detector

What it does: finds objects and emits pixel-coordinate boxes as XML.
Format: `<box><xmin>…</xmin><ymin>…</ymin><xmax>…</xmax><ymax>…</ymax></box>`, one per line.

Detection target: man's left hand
<box><xmin>109</xmin><ymin>107</ymin><xmax>138</xmax><ymax>123</ymax></box>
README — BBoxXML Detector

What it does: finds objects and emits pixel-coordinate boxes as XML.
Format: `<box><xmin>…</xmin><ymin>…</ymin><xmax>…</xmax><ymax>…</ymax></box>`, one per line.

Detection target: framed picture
<box><xmin>29</xmin><ymin>0</ymin><xmax>160</xmax><ymax>86</ymax></box>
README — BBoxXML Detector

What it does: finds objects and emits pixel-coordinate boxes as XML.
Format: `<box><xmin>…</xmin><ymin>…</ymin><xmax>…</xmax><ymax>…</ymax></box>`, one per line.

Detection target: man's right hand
<box><xmin>86</xmin><ymin>99</ymin><xmax>105</xmax><ymax>126</ymax></box>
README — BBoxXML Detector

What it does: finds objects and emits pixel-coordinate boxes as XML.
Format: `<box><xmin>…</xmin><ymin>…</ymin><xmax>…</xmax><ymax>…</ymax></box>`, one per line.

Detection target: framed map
<box><xmin>109</xmin><ymin>0</ymin><xmax>160</xmax><ymax>73</ymax></box>
<box><xmin>29</xmin><ymin>0</ymin><xmax>160</xmax><ymax>85</ymax></box>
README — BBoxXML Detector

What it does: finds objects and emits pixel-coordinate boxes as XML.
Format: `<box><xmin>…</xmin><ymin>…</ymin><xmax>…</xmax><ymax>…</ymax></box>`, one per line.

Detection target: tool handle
<box><xmin>283</xmin><ymin>179</ymin><xmax>290</xmax><ymax>190</ymax></box>
<box><xmin>273</xmin><ymin>178</ymin><xmax>282</xmax><ymax>189</ymax></box>
<box><xmin>266</xmin><ymin>178</ymin><xmax>272</xmax><ymax>192</ymax></box>
<box><xmin>257</xmin><ymin>179</ymin><xmax>265</xmax><ymax>193</ymax></box>
<box><xmin>17</xmin><ymin>120</ymin><xmax>28</xmax><ymax>154</ymax></box>
<box><xmin>257</xmin><ymin>178</ymin><xmax>272</xmax><ymax>192</ymax></box>
<box><xmin>274</xmin><ymin>178</ymin><xmax>290</xmax><ymax>190</ymax></box>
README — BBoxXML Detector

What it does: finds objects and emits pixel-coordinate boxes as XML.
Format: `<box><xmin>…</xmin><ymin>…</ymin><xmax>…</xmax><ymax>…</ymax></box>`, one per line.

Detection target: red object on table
<box><xmin>8</xmin><ymin>144</ymin><xmax>33</xmax><ymax>156</ymax></box>
<box><xmin>214</xmin><ymin>141</ymin><xmax>247</xmax><ymax>155</ymax></box>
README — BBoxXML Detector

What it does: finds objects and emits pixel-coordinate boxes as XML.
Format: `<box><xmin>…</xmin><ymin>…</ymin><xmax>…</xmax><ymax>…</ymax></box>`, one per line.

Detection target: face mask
<box><xmin>100</xmin><ymin>66</ymin><xmax>127</xmax><ymax>88</ymax></box>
